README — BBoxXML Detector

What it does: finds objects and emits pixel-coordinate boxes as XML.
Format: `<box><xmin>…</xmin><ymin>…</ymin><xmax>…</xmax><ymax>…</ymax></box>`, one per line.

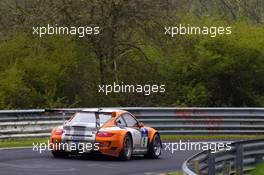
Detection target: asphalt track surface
<box><xmin>0</xmin><ymin>146</ymin><xmax>199</xmax><ymax>175</ymax></box>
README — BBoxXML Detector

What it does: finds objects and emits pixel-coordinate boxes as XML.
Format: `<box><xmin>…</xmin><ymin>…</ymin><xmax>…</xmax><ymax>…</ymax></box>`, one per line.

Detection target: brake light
<box><xmin>55</xmin><ymin>128</ymin><xmax>63</xmax><ymax>135</ymax></box>
<box><xmin>96</xmin><ymin>131</ymin><xmax>114</xmax><ymax>137</ymax></box>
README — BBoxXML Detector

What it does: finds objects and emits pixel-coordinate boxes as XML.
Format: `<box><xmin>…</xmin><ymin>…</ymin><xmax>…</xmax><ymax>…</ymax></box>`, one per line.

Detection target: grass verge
<box><xmin>250</xmin><ymin>163</ymin><xmax>264</xmax><ymax>175</ymax></box>
<box><xmin>160</xmin><ymin>134</ymin><xmax>264</xmax><ymax>141</ymax></box>
<box><xmin>0</xmin><ymin>137</ymin><xmax>49</xmax><ymax>148</ymax></box>
<box><xmin>0</xmin><ymin>135</ymin><xmax>263</xmax><ymax>148</ymax></box>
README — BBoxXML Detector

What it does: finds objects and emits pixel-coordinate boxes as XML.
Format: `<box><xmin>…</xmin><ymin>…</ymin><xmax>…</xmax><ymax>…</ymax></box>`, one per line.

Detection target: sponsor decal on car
<box><xmin>140</xmin><ymin>128</ymin><xmax>148</xmax><ymax>148</ymax></box>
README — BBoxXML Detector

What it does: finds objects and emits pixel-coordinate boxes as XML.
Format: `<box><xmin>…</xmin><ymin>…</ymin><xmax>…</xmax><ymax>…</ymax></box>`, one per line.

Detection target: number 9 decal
<box><xmin>140</xmin><ymin>128</ymin><xmax>148</xmax><ymax>147</ymax></box>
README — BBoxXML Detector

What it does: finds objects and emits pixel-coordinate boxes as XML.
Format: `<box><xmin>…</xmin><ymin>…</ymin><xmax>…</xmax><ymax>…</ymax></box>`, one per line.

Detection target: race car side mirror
<box><xmin>138</xmin><ymin>122</ymin><xmax>144</xmax><ymax>128</ymax></box>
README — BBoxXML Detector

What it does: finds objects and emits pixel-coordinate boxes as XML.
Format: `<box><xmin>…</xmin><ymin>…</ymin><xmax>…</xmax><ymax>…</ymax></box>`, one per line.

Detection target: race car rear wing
<box><xmin>45</xmin><ymin>108</ymin><xmax>83</xmax><ymax>114</ymax></box>
<box><xmin>45</xmin><ymin>108</ymin><xmax>116</xmax><ymax>116</ymax></box>
<box><xmin>45</xmin><ymin>108</ymin><xmax>116</xmax><ymax>129</ymax></box>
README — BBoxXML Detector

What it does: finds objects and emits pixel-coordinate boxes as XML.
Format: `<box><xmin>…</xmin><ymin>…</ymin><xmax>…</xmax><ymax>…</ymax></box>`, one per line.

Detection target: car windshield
<box><xmin>69</xmin><ymin>112</ymin><xmax>112</xmax><ymax>125</ymax></box>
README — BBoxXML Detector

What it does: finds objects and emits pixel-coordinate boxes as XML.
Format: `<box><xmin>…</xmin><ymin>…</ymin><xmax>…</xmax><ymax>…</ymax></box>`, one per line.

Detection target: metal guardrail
<box><xmin>182</xmin><ymin>139</ymin><xmax>264</xmax><ymax>175</ymax></box>
<box><xmin>0</xmin><ymin>107</ymin><xmax>264</xmax><ymax>139</ymax></box>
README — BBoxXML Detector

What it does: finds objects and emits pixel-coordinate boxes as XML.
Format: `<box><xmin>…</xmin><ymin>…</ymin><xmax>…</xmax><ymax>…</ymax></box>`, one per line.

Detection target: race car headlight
<box><xmin>96</xmin><ymin>131</ymin><xmax>114</xmax><ymax>137</ymax></box>
<box><xmin>55</xmin><ymin>128</ymin><xmax>63</xmax><ymax>135</ymax></box>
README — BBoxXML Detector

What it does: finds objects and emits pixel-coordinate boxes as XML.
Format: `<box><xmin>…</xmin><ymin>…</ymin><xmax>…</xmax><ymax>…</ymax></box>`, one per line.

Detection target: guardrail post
<box><xmin>223</xmin><ymin>161</ymin><xmax>231</xmax><ymax>175</ymax></box>
<box><xmin>62</xmin><ymin>112</ymin><xmax>66</xmax><ymax>123</ymax></box>
<box><xmin>208</xmin><ymin>150</ymin><xmax>215</xmax><ymax>175</ymax></box>
<box><xmin>235</xmin><ymin>144</ymin><xmax>244</xmax><ymax>175</ymax></box>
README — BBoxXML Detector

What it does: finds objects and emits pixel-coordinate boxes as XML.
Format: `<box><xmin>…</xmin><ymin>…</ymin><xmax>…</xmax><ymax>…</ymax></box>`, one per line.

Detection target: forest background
<box><xmin>0</xmin><ymin>0</ymin><xmax>264</xmax><ymax>109</ymax></box>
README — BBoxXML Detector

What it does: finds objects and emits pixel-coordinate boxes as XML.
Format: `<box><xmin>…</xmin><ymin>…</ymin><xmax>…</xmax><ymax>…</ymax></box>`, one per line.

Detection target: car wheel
<box><xmin>119</xmin><ymin>134</ymin><xmax>132</xmax><ymax>160</ymax></box>
<box><xmin>146</xmin><ymin>133</ymin><xmax>161</xmax><ymax>159</ymax></box>
<box><xmin>52</xmin><ymin>151</ymin><xmax>69</xmax><ymax>158</ymax></box>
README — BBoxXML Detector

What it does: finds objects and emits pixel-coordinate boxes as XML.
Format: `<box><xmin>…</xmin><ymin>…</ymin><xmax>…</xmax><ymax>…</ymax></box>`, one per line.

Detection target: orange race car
<box><xmin>48</xmin><ymin>108</ymin><xmax>162</xmax><ymax>160</ymax></box>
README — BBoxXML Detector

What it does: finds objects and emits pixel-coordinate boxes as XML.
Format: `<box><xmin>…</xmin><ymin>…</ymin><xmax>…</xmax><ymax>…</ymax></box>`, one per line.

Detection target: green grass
<box><xmin>160</xmin><ymin>134</ymin><xmax>264</xmax><ymax>141</ymax></box>
<box><xmin>0</xmin><ymin>135</ymin><xmax>263</xmax><ymax>148</ymax></box>
<box><xmin>0</xmin><ymin>137</ymin><xmax>49</xmax><ymax>148</ymax></box>
<box><xmin>250</xmin><ymin>163</ymin><xmax>264</xmax><ymax>175</ymax></box>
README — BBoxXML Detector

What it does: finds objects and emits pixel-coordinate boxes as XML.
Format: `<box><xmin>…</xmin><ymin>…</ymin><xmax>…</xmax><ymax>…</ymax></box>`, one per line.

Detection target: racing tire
<box><xmin>119</xmin><ymin>134</ymin><xmax>133</xmax><ymax>161</ymax></box>
<box><xmin>52</xmin><ymin>151</ymin><xmax>69</xmax><ymax>158</ymax></box>
<box><xmin>145</xmin><ymin>133</ymin><xmax>161</xmax><ymax>159</ymax></box>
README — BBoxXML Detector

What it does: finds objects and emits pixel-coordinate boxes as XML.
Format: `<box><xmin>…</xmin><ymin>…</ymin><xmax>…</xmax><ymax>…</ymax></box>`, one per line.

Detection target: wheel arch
<box><xmin>148</xmin><ymin>129</ymin><xmax>162</xmax><ymax>148</ymax></box>
<box><xmin>125</xmin><ymin>131</ymin><xmax>133</xmax><ymax>148</ymax></box>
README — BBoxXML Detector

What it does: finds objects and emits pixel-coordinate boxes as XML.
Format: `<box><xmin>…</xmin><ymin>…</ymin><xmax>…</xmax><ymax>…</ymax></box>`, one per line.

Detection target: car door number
<box><xmin>140</xmin><ymin>128</ymin><xmax>148</xmax><ymax>148</ymax></box>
